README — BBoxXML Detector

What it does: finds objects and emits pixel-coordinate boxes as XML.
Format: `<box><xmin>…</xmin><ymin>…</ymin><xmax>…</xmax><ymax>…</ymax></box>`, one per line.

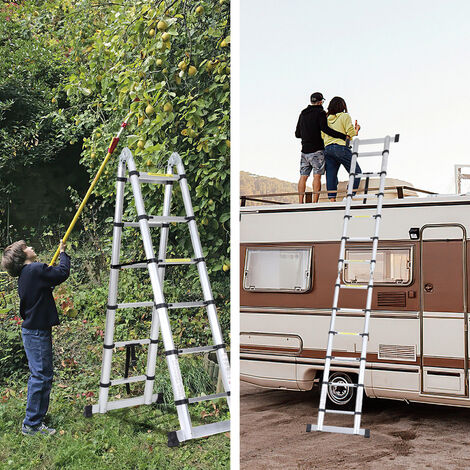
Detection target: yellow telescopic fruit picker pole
<box><xmin>49</xmin><ymin>110</ymin><xmax>134</xmax><ymax>266</ymax></box>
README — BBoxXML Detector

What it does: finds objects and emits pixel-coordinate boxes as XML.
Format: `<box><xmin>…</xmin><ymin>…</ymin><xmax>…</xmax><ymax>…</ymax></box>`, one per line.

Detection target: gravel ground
<box><xmin>240</xmin><ymin>382</ymin><xmax>470</xmax><ymax>470</ymax></box>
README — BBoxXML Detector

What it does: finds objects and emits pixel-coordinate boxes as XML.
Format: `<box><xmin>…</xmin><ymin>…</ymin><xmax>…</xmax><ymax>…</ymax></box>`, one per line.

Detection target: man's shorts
<box><xmin>300</xmin><ymin>150</ymin><xmax>325</xmax><ymax>176</ymax></box>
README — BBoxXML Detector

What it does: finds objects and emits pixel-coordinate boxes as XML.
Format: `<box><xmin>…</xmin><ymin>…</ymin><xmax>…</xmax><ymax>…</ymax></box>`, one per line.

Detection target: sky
<box><xmin>240</xmin><ymin>0</ymin><xmax>470</xmax><ymax>195</ymax></box>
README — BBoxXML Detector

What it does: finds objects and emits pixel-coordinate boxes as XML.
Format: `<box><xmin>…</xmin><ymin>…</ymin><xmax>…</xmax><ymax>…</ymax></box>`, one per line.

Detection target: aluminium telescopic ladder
<box><xmin>306</xmin><ymin>134</ymin><xmax>399</xmax><ymax>438</ymax></box>
<box><xmin>84</xmin><ymin>147</ymin><xmax>231</xmax><ymax>447</ymax></box>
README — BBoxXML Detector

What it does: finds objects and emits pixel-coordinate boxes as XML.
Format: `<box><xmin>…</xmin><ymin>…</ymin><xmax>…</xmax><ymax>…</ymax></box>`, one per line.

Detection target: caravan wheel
<box><xmin>326</xmin><ymin>372</ymin><xmax>356</xmax><ymax>410</ymax></box>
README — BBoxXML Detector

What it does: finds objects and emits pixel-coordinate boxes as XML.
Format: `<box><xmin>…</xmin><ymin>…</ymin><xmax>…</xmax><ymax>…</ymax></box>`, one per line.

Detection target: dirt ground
<box><xmin>240</xmin><ymin>382</ymin><xmax>470</xmax><ymax>470</ymax></box>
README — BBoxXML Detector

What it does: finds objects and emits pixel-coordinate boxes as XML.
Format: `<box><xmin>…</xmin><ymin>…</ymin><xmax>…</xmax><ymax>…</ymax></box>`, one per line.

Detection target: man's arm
<box><xmin>319</xmin><ymin>112</ymin><xmax>347</xmax><ymax>140</ymax></box>
<box><xmin>295</xmin><ymin>114</ymin><xmax>302</xmax><ymax>138</ymax></box>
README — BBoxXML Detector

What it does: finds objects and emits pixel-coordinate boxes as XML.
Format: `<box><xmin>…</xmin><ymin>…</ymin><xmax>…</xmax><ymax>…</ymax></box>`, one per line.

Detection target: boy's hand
<box><xmin>59</xmin><ymin>240</ymin><xmax>66</xmax><ymax>253</ymax></box>
<box><xmin>355</xmin><ymin>120</ymin><xmax>361</xmax><ymax>133</ymax></box>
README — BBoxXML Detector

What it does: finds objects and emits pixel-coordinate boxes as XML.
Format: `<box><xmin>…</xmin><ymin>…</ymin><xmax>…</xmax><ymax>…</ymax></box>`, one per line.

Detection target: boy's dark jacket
<box><xmin>295</xmin><ymin>105</ymin><xmax>347</xmax><ymax>153</ymax></box>
<box><xmin>18</xmin><ymin>252</ymin><xmax>71</xmax><ymax>330</ymax></box>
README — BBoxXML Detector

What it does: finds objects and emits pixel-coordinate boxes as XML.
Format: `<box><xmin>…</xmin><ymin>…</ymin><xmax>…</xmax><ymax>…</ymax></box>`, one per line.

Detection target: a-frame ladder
<box><xmin>85</xmin><ymin>148</ymin><xmax>230</xmax><ymax>447</ymax></box>
<box><xmin>307</xmin><ymin>134</ymin><xmax>399</xmax><ymax>437</ymax></box>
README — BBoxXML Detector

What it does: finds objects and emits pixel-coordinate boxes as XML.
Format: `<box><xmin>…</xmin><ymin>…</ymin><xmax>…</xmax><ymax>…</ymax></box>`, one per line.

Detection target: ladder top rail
<box><xmin>354</xmin><ymin>134</ymin><xmax>399</xmax><ymax>146</ymax></box>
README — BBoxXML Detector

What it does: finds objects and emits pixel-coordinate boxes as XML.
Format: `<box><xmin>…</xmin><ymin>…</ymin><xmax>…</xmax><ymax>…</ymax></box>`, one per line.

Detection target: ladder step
<box><xmin>123</xmin><ymin>216</ymin><xmax>188</xmax><ymax>228</ymax></box>
<box><xmin>339</xmin><ymin>284</ymin><xmax>369</xmax><ymax>290</ymax></box>
<box><xmin>357</xmin><ymin>151</ymin><xmax>383</xmax><ymax>157</ymax></box>
<box><xmin>117</xmin><ymin>258</ymin><xmax>196</xmax><ymax>269</ymax></box>
<box><xmin>116</xmin><ymin>302</ymin><xmax>154</xmax><ymax>309</ymax></box>
<box><xmin>352</xmin><ymin>194</ymin><xmax>382</xmax><ymax>199</ymax></box>
<box><xmin>337</xmin><ymin>308</ymin><xmax>367</xmax><ymax>314</ymax></box>
<box><xmin>334</xmin><ymin>331</ymin><xmax>362</xmax><ymax>336</ymax></box>
<box><xmin>114</xmin><ymin>339</ymin><xmax>150</xmax><ymax>348</ymax></box>
<box><xmin>174</xmin><ymin>420</ymin><xmax>230</xmax><ymax>444</ymax></box>
<box><xmin>188</xmin><ymin>392</ymin><xmax>229</xmax><ymax>404</ymax></box>
<box><xmin>323</xmin><ymin>409</ymin><xmax>355</xmax><ymax>416</ymax></box>
<box><xmin>168</xmin><ymin>301</ymin><xmax>206</xmax><ymax>309</ymax></box>
<box><xmin>342</xmin><ymin>259</ymin><xmax>371</xmax><ymax>264</ymax></box>
<box><xmin>110</xmin><ymin>375</ymin><xmax>147</xmax><ymax>386</ymax></box>
<box><xmin>114</xmin><ymin>301</ymin><xmax>208</xmax><ymax>310</ymax></box>
<box><xmin>87</xmin><ymin>393</ymin><xmax>161</xmax><ymax>414</ymax></box>
<box><xmin>355</xmin><ymin>172</ymin><xmax>383</xmax><ymax>178</ymax></box>
<box><xmin>178</xmin><ymin>345</ymin><xmax>218</xmax><ymax>355</ymax></box>
<box><xmin>345</xmin><ymin>237</ymin><xmax>373</xmax><ymax>242</ymax></box>
<box><xmin>329</xmin><ymin>356</ymin><xmax>361</xmax><ymax>362</ymax></box>
<box><xmin>324</xmin><ymin>382</ymin><xmax>359</xmax><ymax>388</ymax></box>
<box><xmin>306</xmin><ymin>424</ymin><xmax>370</xmax><ymax>438</ymax></box>
<box><xmin>138</xmin><ymin>172</ymin><xmax>179</xmax><ymax>184</ymax></box>
<box><xmin>159</xmin><ymin>258</ymin><xmax>196</xmax><ymax>266</ymax></box>
<box><xmin>351</xmin><ymin>214</ymin><xmax>374</xmax><ymax>219</ymax></box>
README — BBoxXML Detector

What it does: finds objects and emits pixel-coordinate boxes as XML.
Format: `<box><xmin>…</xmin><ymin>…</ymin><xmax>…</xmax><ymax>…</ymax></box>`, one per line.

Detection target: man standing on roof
<box><xmin>295</xmin><ymin>92</ymin><xmax>347</xmax><ymax>203</ymax></box>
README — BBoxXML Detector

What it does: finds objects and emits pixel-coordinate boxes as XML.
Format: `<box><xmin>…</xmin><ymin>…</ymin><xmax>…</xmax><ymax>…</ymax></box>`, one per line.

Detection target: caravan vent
<box><xmin>378</xmin><ymin>344</ymin><xmax>416</xmax><ymax>362</ymax></box>
<box><xmin>377</xmin><ymin>291</ymin><xmax>406</xmax><ymax>307</ymax></box>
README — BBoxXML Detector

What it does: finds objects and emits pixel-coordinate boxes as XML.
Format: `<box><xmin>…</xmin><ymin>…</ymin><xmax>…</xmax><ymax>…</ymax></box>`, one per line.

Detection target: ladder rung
<box><xmin>357</xmin><ymin>151</ymin><xmax>383</xmax><ymax>157</ymax></box>
<box><xmin>168</xmin><ymin>301</ymin><xmax>206</xmax><ymax>309</ymax></box>
<box><xmin>335</xmin><ymin>331</ymin><xmax>361</xmax><ymax>336</ymax></box>
<box><xmin>188</xmin><ymin>392</ymin><xmax>229</xmax><ymax>404</ymax></box>
<box><xmin>343</xmin><ymin>259</ymin><xmax>371</xmax><ymax>264</ymax></box>
<box><xmin>339</xmin><ymin>284</ymin><xmax>369</xmax><ymax>290</ymax></box>
<box><xmin>346</xmin><ymin>237</ymin><xmax>373</xmax><ymax>242</ymax></box>
<box><xmin>114</xmin><ymin>339</ymin><xmax>151</xmax><ymax>348</ymax></box>
<box><xmin>111</xmin><ymin>375</ymin><xmax>147</xmax><ymax>386</ymax></box>
<box><xmin>356</xmin><ymin>135</ymin><xmax>398</xmax><ymax>145</ymax></box>
<box><xmin>352</xmin><ymin>194</ymin><xmax>382</xmax><ymax>199</ymax></box>
<box><xmin>138</xmin><ymin>172</ymin><xmax>179</xmax><ymax>184</ymax></box>
<box><xmin>178</xmin><ymin>345</ymin><xmax>218</xmax><ymax>355</ymax></box>
<box><xmin>123</xmin><ymin>216</ymin><xmax>188</xmax><ymax>228</ymax></box>
<box><xmin>337</xmin><ymin>308</ymin><xmax>367</xmax><ymax>314</ymax></box>
<box><xmin>324</xmin><ymin>382</ymin><xmax>359</xmax><ymax>388</ymax></box>
<box><xmin>356</xmin><ymin>172</ymin><xmax>383</xmax><ymax>178</ymax></box>
<box><xmin>120</xmin><ymin>262</ymin><xmax>147</xmax><ymax>269</ymax></box>
<box><xmin>117</xmin><ymin>258</ymin><xmax>196</xmax><ymax>269</ymax></box>
<box><xmin>324</xmin><ymin>409</ymin><xmax>355</xmax><ymax>416</ymax></box>
<box><xmin>175</xmin><ymin>420</ymin><xmax>230</xmax><ymax>442</ymax></box>
<box><xmin>159</xmin><ymin>258</ymin><xmax>196</xmax><ymax>265</ymax></box>
<box><xmin>116</xmin><ymin>302</ymin><xmax>154</xmax><ymax>309</ymax></box>
<box><xmin>351</xmin><ymin>214</ymin><xmax>374</xmax><ymax>219</ymax></box>
<box><xmin>329</xmin><ymin>356</ymin><xmax>361</xmax><ymax>362</ymax></box>
<box><xmin>306</xmin><ymin>424</ymin><xmax>370</xmax><ymax>438</ymax></box>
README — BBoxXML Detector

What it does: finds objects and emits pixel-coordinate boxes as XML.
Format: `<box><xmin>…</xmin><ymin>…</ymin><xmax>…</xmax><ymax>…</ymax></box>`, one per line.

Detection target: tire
<box><xmin>325</xmin><ymin>371</ymin><xmax>357</xmax><ymax>411</ymax></box>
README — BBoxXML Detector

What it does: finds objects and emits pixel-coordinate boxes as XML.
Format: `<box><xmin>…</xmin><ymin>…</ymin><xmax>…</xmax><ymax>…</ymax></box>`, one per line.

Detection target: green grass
<box><xmin>0</xmin><ymin>389</ymin><xmax>230</xmax><ymax>470</ymax></box>
<box><xmin>0</xmin><ymin>319</ymin><xmax>229</xmax><ymax>470</ymax></box>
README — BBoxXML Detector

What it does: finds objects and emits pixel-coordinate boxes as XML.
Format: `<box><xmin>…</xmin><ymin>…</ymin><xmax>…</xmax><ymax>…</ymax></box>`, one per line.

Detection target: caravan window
<box><xmin>343</xmin><ymin>247</ymin><xmax>412</xmax><ymax>285</ymax></box>
<box><xmin>243</xmin><ymin>247</ymin><xmax>312</xmax><ymax>292</ymax></box>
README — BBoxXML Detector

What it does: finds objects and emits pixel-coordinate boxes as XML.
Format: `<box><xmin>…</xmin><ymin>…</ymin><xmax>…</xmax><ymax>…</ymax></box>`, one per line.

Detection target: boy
<box><xmin>1</xmin><ymin>239</ymin><xmax>70</xmax><ymax>436</ymax></box>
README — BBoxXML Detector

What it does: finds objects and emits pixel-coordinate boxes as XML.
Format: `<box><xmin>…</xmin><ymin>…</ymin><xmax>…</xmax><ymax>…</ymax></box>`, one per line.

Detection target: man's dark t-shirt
<box><xmin>18</xmin><ymin>252</ymin><xmax>71</xmax><ymax>330</ymax></box>
<box><xmin>295</xmin><ymin>105</ymin><xmax>347</xmax><ymax>153</ymax></box>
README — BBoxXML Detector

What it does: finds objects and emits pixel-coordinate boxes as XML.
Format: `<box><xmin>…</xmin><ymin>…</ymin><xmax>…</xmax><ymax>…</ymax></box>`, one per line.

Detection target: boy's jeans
<box><xmin>21</xmin><ymin>327</ymin><xmax>53</xmax><ymax>428</ymax></box>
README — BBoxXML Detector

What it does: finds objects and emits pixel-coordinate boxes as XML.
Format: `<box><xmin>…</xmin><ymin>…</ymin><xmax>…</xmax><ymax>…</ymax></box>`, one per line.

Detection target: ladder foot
<box><xmin>156</xmin><ymin>393</ymin><xmax>165</xmax><ymax>404</ymax></box>
<box><xmin>167</xmin><ymin>431</ymin><xmax>180</xmax><ymax>447</ymax></box>
<box><xmin>83</xmin><ymin>405</ymin><xmax>93</xmax><ymax>418</ymax></box>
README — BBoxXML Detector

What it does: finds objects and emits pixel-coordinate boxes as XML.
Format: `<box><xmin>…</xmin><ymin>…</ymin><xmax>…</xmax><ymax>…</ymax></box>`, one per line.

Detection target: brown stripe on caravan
<box><xmin>241</xmin><ymin>345</ymin><xmax>466</xmax><ymax>369</ymax></box>
<box><xmin>241</xmin><ymin>240</ymin><xmax>470</xmax><ymax>313</ymax></box>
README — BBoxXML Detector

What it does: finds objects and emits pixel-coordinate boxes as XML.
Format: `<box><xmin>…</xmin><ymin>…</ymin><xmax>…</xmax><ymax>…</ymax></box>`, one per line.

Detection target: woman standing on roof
<box><xmin>322</xmin><ymin>97</ymin><xmax>361</xmax><ymax>202</ymax></box>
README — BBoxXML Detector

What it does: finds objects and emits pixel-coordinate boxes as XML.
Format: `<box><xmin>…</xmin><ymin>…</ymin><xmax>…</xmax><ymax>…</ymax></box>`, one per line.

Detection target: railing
<box><xmin>240</xmin><ymin>186</ymin><xmax>437</xmax><ymax>207</ymax></box>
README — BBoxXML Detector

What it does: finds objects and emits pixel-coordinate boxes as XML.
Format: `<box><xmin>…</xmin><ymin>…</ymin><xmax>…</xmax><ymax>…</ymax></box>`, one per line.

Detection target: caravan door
<box><xmin>420</xmin><ymin>224</ymin><xmax>468</xmax><ymax>397</ymax></box>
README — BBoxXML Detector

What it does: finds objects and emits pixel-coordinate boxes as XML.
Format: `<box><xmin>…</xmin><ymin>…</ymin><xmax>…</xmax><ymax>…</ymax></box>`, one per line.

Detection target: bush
<box><xmin>0</xmin><ymin>312</ymin><xmax>28</xmax><ymax>381</ymax></box>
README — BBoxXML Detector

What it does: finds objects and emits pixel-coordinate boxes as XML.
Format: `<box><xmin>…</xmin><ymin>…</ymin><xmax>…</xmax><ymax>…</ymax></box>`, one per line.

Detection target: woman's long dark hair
<box><xmin>327</xmin><ymin>97</ymin><xmax>348</xmax><ymax>116</ymax></box>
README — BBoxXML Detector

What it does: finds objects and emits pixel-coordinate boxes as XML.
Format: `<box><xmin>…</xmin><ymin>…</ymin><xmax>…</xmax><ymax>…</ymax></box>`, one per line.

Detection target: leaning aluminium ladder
<box><xmin>84</xmin><ymin>147</ymin><xmax>231</xmax><ymax>447</ymax></box>
<box><xmin>307</xmin><ymin>134</ymin><xmax>399</xmax><ymax>438</ymax></box>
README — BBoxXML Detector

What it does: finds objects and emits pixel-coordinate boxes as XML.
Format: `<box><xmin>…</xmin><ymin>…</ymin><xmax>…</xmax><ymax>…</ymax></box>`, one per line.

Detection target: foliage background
<box><xmin>0</xmin><ymin>0</ymin><xmax>230</xmax><ymax>467</ymax></box>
